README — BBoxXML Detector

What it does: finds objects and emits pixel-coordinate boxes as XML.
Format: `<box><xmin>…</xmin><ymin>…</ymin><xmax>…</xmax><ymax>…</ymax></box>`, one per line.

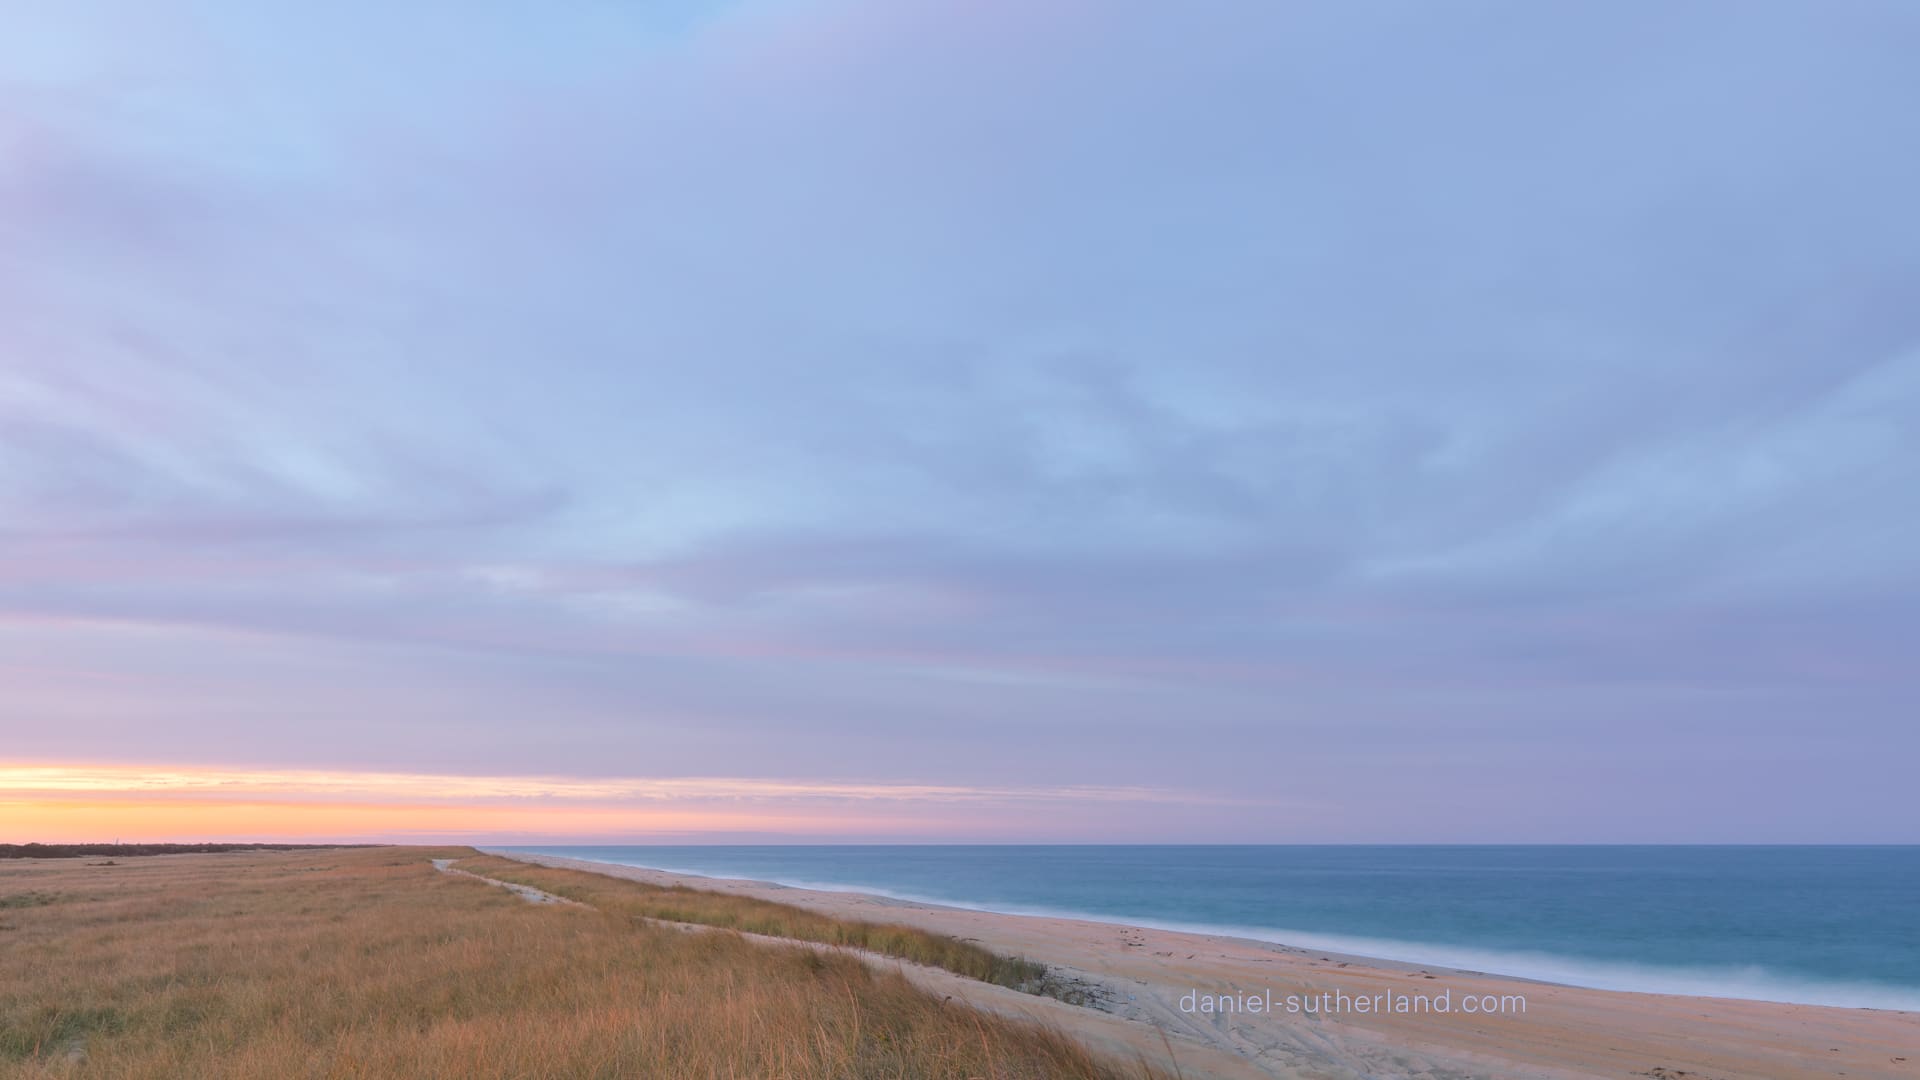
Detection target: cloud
<box><xmin>0</xmin><ymin>763</ymin><xmax>1265</xmax><ymax>844</ymax></box>
<box><xmin>0</xmin><ymin>763</ymin><xmax>1214</xmax><ymax>807</ymax></box>
<box><xmin>2</xmin><ymin>1</ymin><xmax>1917</xmax><ymax>839</ymax></box>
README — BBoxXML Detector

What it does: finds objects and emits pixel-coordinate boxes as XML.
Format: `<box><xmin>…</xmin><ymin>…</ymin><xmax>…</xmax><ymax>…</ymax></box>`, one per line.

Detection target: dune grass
<box><xmin>0</xmin><ymin>846</ymin><xmax>1159</xmax><ymax>1079</ymax></box>
<box><xmin>453</xmin><ymin>854</ymin><xmax>1051</xmax><ymax>992</ymax></box>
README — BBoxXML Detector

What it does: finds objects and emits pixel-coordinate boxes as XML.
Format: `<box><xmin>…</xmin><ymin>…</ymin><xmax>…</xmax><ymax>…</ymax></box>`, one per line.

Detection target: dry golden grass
<box><xmin>0</xmin><ymin>846</ymin><xmax>1161</xmax><ymax>1080</ymax></box>
<box><xmin>453</xmin><ymin>855</ymin><xmax>1051</xmax><ymax>992</ymax></box>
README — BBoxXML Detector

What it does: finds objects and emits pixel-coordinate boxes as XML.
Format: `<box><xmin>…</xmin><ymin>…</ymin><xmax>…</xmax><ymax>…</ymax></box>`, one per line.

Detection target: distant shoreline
<box><xmin>495</xmin><ymin>849</ymin><xmax>1920</xmax><ymax>1080</ymax></box>
<box><xmin>493</xmin><ymin>843</ymin><xmax>1920</xmax><ymax>1011</ymax></box>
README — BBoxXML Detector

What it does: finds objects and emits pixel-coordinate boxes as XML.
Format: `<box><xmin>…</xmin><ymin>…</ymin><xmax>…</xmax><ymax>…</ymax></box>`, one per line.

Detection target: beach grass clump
<box><xmin>0</xmin><ymin>846</ymin><xmax>1157</xmax><ymax>1080</ymax></box>
<box><xmin>452</xmin><ymin>854</ymin><xmax>1052</xmax><ymax>992</ymax></box>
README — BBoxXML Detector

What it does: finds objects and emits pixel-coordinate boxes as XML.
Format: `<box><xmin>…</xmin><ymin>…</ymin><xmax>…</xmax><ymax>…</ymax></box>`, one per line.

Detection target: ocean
<box><xmin>499</xmin><ymin>844</ymin><xmax>1920</xmax><ymax>1010</ymax></box>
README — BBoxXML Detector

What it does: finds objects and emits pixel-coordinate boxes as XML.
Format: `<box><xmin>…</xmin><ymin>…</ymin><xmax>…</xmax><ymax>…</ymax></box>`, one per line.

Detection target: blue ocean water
<box><xmin>501</xmin><ymin>845</ymin><xmax>1920</xmax><ymax>1010</ymax></box>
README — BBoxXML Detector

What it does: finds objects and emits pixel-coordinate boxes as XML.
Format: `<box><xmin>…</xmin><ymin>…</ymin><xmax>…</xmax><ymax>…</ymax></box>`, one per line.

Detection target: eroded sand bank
<box><xmin>490</xmin><ymin>851</ymin><xmax>1919</xmax><ymax>1080</ymax></box>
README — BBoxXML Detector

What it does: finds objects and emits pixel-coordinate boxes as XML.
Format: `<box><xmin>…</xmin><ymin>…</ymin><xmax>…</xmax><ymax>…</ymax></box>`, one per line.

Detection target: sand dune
<box><xmin>493</xmin><ymin>851</ymin><xmax>1920</xmax><ymax>1080</ymax></box>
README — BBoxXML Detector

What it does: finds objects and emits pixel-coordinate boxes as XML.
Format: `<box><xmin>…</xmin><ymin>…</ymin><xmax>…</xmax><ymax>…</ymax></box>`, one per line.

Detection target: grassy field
<box><xmin>452</xmin><ymin>854</ymin><xmax>1051</xmax><ymax>992</ymax></box>
<box><xmin>0</xmin><ymin>846</ymin><xmax>1160</xmax><ymax>1079</ymax></box>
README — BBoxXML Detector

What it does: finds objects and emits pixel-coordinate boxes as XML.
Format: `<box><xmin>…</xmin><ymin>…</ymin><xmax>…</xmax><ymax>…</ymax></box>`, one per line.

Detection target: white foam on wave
<box><xmin>512</xmin><ymin>850</ymin><xmax>1920</xmax><ymax>1012</ymax></box>
<box><xmin>1131</xmin><ymin>921</ymin><xmax>1920</xmax><ymax>1012</ymax></box>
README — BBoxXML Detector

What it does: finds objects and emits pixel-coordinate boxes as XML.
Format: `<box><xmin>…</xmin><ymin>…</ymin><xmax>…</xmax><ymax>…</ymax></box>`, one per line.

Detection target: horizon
<box><xmin>12</xmin><ymin>838</ymin><xmax>1919</xmax><ymax>849</ymax></box>
<box><xmin>5</xmin><ymin>1</ymin><xmax>1918</xmax><ymax>845</ymax></box>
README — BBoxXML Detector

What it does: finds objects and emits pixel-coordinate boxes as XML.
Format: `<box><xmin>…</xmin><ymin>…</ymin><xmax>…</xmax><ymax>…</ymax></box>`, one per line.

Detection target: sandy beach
<box><xmin>494</xmin><ymin>851</ymin><xmax>1920</xmax><ymax>1080</ymax></box>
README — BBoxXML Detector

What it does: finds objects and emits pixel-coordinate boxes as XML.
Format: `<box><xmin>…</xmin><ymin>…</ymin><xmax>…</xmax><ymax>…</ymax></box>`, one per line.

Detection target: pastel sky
<box><xmin>3</xmin><ymin>2</ymin><xmax>1917</xmax><ymax>843</ymax></box>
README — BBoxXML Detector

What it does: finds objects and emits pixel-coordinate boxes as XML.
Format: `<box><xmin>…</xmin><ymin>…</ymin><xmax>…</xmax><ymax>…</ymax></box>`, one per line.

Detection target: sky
<box><xmin>3</xmin><ymin>1</ymin><xmax>1917</xmax><ymax>843</ymax></box>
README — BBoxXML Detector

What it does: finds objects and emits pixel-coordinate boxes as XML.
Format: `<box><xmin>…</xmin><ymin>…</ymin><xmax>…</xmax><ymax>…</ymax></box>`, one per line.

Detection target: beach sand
<box><xmin>493</xmin><ymin>851</ymin><xmax>1920</xmax><ymax>1080</ymax></box>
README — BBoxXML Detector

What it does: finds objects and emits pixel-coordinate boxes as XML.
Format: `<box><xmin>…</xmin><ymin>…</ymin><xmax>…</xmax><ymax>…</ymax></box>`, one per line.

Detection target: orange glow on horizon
<box><xmin>0</xmin><ymin>797</ymin><xmax>896</xmax><ymax>843</ymax></box>
<box><xmin>0</xmin><ymin>762</ymin><xmax>1224</xmax><ymax>843</ymax></box>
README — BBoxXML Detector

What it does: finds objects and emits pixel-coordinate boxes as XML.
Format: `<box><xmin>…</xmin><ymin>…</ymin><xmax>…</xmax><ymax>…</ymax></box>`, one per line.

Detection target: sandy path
<box><xmin>439</xmin><ymin>856</ymin><xmax>1262</xmax><ymax>1078</ymax></box>
<box><xmin>488</xmin><ymin>851</ymin><xmax>1920</xmax><ymax>1080</ymax></box>
<box><xmin>431</xmin><ymin>857</ymin><xmax>584</xmax><ymax>906</ymax></box>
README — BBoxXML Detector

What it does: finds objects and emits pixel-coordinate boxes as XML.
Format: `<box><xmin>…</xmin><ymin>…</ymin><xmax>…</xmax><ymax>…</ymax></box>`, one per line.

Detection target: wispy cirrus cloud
<box><xmin>0</xmin><ymin>764</ymin><xmax>1266</xmax><ymax>844</ymax></box>
<box><xmin>2</xmin><ymin>1</ymin><xmax>1917</xmax><ymax>841</ymax></box>
<box><xmin>0</xmin><ymin>764</ymin><xmax>1215</xmax><ymax>807</ymax></box>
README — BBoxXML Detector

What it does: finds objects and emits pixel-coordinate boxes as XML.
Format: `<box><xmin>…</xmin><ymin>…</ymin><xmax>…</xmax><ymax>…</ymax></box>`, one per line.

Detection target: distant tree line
<box><xmin>1</xmin><ymin>843</ymin><xmax>373</xmax><ymax>859</ymax></box>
